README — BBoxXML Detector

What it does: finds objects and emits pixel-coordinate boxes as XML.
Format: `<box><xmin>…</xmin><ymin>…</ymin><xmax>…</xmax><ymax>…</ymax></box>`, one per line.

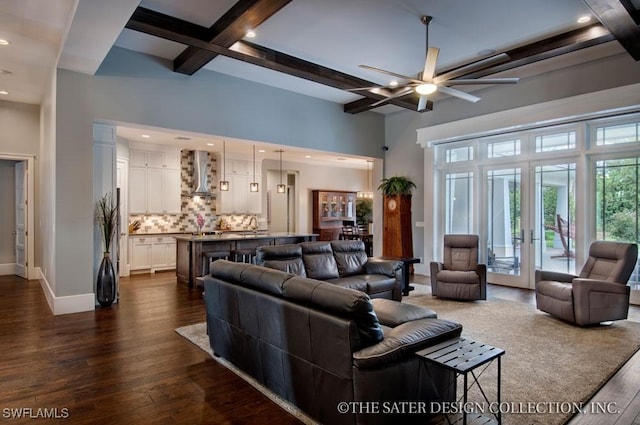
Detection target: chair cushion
<box><xmin>436</xmin><ymin>270</ymin><xmax>479</xmax><ymax>284</ymax></box>
<box><xmin>330</xmin><ymin>240</ymin><xmax>368</xmax><ymax>277</ymax></box>
<box><xmin>536</xmin><ymin>280</ymin><xmax>573</xmax><ymax>302</ymax></box>
<box><xmin>327</xmin><ymin>274</ymin><xmax>396</xmax><ymax>295</ymax></box>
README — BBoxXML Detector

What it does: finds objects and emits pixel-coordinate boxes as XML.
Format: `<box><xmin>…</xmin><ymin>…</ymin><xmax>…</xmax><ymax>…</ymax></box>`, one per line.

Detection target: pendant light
<box><xmin>249</xmin><ymin>145</ymin><xmax>259</xmax><ymax>192</ymax></box>
<box><xmin>276</xmin><ymin>149</ymin><xmax>286</xmax><ymax>194</ymax></box>
<box><xmin>219</xmin><ymin>140</ymin><xmax>229</xmax><ymax>191</ymax></box>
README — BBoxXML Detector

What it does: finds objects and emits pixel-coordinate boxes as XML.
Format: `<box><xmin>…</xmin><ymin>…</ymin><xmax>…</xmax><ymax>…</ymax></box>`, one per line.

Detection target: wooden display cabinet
<box><xmin>312</xmin><ymin>190</ymin><xmax>356</xmax><ymax>241</ymax></box>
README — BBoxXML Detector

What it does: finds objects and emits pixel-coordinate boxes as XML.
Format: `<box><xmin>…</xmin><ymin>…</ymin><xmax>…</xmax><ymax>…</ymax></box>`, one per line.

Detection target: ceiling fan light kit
<box><xmin>355</xmin><ymin>15</ymin><xmax>519</xmax><ymax>111</ymax></box>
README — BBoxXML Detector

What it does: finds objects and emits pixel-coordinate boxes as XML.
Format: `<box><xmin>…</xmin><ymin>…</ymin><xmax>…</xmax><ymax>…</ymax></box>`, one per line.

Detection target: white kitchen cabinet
<box><xmin>129</xmin><ymin>148</ymin><xmax>181</xmax><ymax>214</ymax></box>
<box><xmin>130</xmin><ymin>237</ymin><xmax>152</xmax><ymax>270</ymax></box>
<box><xmin>131</xmin><ymin>236</ymin><xmax>176</xmax><ymax>272</ymax></box>
<box><xmin>130</xmin><ymin>149</ymin><xmax>180</xmax><ymax>170</ymax></box>
<box><xmin>217</xmin><ymin>159</ymin><xmax>262</xmax><ymax>214</ymax></box>
<box><xmin>151</xmin><ymin>237</ymin><xmax>176</xmax><ymax>269</ymax></box>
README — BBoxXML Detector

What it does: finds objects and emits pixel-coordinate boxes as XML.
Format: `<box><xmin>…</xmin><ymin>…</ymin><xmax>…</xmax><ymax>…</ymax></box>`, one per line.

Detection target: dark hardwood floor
<box><xmin>0</xmin><ymin>273</ymin><xmax>302</xmax><ymax>425</ymax></box>
<box><xmin>2</xmin><ymin>272</ymin><xmax>639</xmax><ymax>424</ymax></box>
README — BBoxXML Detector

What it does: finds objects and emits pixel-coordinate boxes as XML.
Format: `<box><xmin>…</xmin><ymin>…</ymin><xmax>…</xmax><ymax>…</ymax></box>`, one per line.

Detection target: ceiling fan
<box><xmin>351</xmin><ymin>16</ymin><xmax>520</xmax><ymax>111</ymax></box>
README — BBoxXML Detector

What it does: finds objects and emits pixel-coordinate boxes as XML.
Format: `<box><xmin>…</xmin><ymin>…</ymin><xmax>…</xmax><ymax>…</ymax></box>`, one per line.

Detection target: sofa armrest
<box><xmin>535</xmin><ymin>269</ymin><xmax>576</xmax><ymax>284</ymax></box>
<box><xmin>365</xmin><ymin>259</ymin><xmax>402</xmax><ymax>277</ymax></box>
<box><xmin>573</xmin><ymin>278</ymin><xmax>630</xmax><ymax>326</ymax></box>
<box><xmin>352</xmin><ymin>319</ymin><xmax>462</xmax><ymax>369</ymax></box>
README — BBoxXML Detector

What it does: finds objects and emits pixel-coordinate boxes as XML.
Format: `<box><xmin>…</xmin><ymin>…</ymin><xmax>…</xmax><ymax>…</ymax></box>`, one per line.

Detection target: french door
<box><xmin>484</xmin><ymin>161</ymin><xmax>576</xmax><ymax>288</ymax></box>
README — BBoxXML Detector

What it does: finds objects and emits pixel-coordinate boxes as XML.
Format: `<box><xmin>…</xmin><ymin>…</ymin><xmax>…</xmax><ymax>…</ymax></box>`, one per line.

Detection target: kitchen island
<box><xmin>174</xmin><ymin>232</ymin><xmax>317</xmax><ymax>287</ymax></box>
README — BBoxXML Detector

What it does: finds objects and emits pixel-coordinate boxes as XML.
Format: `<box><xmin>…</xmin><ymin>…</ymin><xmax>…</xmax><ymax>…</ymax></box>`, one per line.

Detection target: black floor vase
<box><xmin>97</xmin><ymin>253</ymin><xmax>116</xmax><ymax>307</ymax></box>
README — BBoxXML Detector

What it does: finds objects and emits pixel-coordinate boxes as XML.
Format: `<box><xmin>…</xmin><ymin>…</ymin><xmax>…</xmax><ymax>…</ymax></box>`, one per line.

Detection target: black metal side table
<box><xmin>376</xmin><ymin>256</ymin><xmax>420</xmax><ymax>295</ymax></box>
<box><xmin>416</xmin><ymin>337</ymin><xmax>505</xmax><ymax>425</ymax></box>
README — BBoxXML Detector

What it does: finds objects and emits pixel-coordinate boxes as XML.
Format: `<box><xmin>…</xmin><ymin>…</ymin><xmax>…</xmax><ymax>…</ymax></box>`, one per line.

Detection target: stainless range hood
<box><xmin>190</xmin><ymin>150</ymin><xmax>214</xmax><ymax>197</ymax></box>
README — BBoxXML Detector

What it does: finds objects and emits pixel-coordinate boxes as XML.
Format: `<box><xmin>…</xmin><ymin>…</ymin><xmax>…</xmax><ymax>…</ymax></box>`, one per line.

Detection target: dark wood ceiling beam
<box><xmin>126</xmin><ymin>8</ymin><xmax>419</xmax><ymax>111</ymax></box>
<box><xmin>582</xmin><ymin>0</ymin><xmax>640</xmax><ymax>60</ymax></box>
<box><xmin>173</xmin><ymin>0</ymin><xmax>293</xmax><ymax>75</ymax></box>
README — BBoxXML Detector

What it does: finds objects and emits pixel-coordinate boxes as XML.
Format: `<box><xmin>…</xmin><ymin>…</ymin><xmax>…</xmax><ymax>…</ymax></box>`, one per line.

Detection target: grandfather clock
<box><xmin>383</xmin><ymin>194</ymin><xmax>413</xmax><ymax>258</ymax></box>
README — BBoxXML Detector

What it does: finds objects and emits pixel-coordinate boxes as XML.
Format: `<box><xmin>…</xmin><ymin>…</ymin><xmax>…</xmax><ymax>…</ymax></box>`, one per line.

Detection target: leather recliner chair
<box><xmin>535</xmin><ymin>240</ymin><xmax>638</xmax><ymax>326</ymax></box>
<box><xmin>430</xmin><ymin>234</ymin><xmax>487</xmax><ymax>300</ymax></box>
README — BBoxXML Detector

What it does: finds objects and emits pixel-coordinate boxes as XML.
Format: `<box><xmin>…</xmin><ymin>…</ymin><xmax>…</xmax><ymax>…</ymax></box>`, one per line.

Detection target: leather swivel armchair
<box><xmin>430</xmin><ymin>234</ymin><xmax>487</xmax><ymax>300</ymax></box>
<box><xmin>536</xmin><ymin>241</ymin><xmax>638</xmax><ymax>326</ymax></box>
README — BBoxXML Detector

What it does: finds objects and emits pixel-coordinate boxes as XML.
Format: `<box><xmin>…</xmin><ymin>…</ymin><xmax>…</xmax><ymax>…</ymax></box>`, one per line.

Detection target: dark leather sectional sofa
<box><xmin>256</xmin><ymin>240</ymin><xmax>404</xmax><ymax>301</ymax></box>
<box><xmin>204</xmin><ymin>260</ymin><xmax>463</xmax><ymax>425</ymax></box>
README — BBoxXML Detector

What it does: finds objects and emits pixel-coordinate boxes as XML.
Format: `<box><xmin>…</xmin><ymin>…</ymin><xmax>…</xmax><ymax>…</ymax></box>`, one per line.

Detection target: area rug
<box><xmin>404</xmin><ymin>285</ymin><xmax>640</xmax><ymax>425</ymax></box>
<box><xmin>177</xmin><ymin>288</ymin><xmax>640</xmax><ymax>425</ymax></box>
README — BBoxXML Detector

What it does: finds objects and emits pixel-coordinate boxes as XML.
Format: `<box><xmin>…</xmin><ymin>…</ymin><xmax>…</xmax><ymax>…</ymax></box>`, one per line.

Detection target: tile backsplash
<box><xmin>128</xmin><ymin>150</ymin><xmax>262</xmax><ymax>234</ymax></box>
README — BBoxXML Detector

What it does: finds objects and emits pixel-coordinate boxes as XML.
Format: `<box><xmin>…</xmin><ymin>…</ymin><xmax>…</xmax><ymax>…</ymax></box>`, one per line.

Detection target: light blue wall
<box><xmin>54</xmin><ymin>47</ymin><xmax>385</xmax><ymax>302</ymax></box>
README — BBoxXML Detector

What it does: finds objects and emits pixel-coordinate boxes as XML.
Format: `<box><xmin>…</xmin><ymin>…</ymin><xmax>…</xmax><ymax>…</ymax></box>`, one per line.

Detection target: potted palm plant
<box><xmin>377</xmin><ymin>176</ymin><xmax>417</xmax><ymax>196</ymax></box>
<box><xmin>96</xmin><ymin>192</ymin><xmax>119</xmax><ymax>307</ymax></box>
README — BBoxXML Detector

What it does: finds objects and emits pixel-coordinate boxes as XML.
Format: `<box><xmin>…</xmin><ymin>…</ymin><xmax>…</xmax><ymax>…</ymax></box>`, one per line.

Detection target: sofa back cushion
<box><xmin>255</xmin><ymin>244</ymin><xmax>306</xmax><ymax>277</ymax></box>
<box><xmin>330</xmin><ymin>240</ymin><xmax>368</xmax><ymax>277</ymax></box>
<box><xmin>300</xmin><ymin>241</ymin><xmax>340</xmax><ymax>280</ymax></box>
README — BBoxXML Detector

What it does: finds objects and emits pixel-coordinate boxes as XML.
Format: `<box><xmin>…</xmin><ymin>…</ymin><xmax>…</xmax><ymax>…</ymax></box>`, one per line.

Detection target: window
<box><xmin>445</xmin><ymin>172</ymin><xmax>474</xmax><ymax>234</ymax></box>
<box><xmin>595</xmin><ymin>157</ymin><xmax>640</xmax><ymax>287</ymax></box>
<box><xmin>487</xmin><ymin>139</ymin><xmax>520</xmax><ymax>158</ymax></box>
<box><xmin>535</xmin><ymin>131</ymin><xmax>576</xmax><ymax>152</ymax></box>
<box><xmin>595</xmin><ymin>122</ymin><xmax>639</xmax><ymax>146</ymax></box>
<box><xmin>445</xmin><ymin>146</ymin><xmax>473</xmax><ymax>163</ymax></box>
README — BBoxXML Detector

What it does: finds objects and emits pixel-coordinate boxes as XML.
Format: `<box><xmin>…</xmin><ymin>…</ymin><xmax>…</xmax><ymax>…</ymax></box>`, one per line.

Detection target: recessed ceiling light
<box><xmin>246</xmin><ymin>30</ymin><xmax>256</xmax><ymax>38</ymax></box>
<box><xmin>389</xmin><ymin>80</ymin><xmax>398</xmax><ymax>87</ymax></box>
<box><xmin>0</xmin><ymin>39</ymin><xmax>10</xmax><ymax>46</ymax></box>
<box><xmin>577</xmin><ymin>16</ymin><xmax>591</xmax><ymax>23</ymax></box>
<box><xmin>207</xmin><ymin>143</ymin><xmax>214</xmax><ymax>146</ymax></box>
<box><xmin>258</xmin><ymin>149</ymin><xmax>265</xmax><ymax>153</ymax></box>
<box><xmin>0</xmin><ymin>90</ymin><xmax>8</xmax><ymax>95</ymax></box>
<box><xmin>305</xmin><ymin>155</ymin><xmax>312</xmax><ymax>158</ymax></box>
<box><xmin>141</xmin><ymin>134</ymin><xmax>150</xmax><ymax>138</ymax></box>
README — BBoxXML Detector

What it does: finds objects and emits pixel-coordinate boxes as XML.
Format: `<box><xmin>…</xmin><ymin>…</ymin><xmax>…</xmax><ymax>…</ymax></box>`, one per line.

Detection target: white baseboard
<box><xmin>0</xmin><ymin>263</ymin><xmax>16</xmax><ymax>275</ymax></box>
<box><xmin>38</xmin><ymin>270</ymin><xmax>96</xmax><ymax>315</ymax></box>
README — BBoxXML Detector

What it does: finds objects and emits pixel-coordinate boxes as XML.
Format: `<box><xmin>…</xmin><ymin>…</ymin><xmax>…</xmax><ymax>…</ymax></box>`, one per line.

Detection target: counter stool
<box><xmin>233</xmin><ymin>248</ymin><xmax>256</xmax><ymax>264</ymax></box>
<box><xmin>202</xmin><ymin>250</ymin><xmax>231</xmax><ymax>276</ymax></box>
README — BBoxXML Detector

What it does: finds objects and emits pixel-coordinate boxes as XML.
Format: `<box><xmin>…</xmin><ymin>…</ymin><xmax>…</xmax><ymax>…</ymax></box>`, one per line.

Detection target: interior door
<box><xmin>117</xmin><ymin>159</ymin><xmax>129</xmax><ymax>277</ymax></box>
<box><xmin>14</xmin><ymin>161</ymin><xmax>27</xmax><ymax>279</ymax></box>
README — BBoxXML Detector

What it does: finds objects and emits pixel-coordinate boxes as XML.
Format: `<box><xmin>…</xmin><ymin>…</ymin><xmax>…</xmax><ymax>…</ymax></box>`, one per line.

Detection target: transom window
<box><xmin>487</xmin><ymin>139</ymin><xmax>521</xmax><ymax>158</ymax></box>
<box><xmin>445</xmin><ymin>146</ymin><xmax>473</xmax><ymax>163</ymax></box>
<box><xmin>535</xmin><ymin>131</ymin><xmax>576</xmax><ymax>152</ymax></box>
<box><xmin>595</xmin><ymin>122</ymin><xmax>640</xmax><ymax>146</ymax></box>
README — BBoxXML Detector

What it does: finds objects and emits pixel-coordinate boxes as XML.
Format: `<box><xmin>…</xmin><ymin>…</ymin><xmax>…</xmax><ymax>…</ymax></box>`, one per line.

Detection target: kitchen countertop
<box><xmin>173</xmin><ymin>232</ymin><xmax>317</xmax><ymax>242</ymax></box>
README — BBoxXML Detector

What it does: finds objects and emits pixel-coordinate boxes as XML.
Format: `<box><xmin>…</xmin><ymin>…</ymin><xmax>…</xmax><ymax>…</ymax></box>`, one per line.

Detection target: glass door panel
<box><xmin>533</xmin><ymin>163</ymin><xmax>577</xmax><ymax>276</ymax></box>
<box><xmin>486</xmin><ymin>168</ymin><xmax>525</xmax><ymax>285</ymax></box>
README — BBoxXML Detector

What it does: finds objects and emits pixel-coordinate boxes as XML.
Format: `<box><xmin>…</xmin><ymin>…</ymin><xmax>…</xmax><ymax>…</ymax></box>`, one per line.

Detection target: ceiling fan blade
<box><xmin>422</xmin><ymin>47</ymin><xmax>439</xmax><ymax>81</ymax></box>
<box><xmin>359</xmin><ymin>65</ymin><xmax>424</xmax><ymax>85</ymax></box>
<box><xmin>437</xmin><ymin>86</ymin><xmax>481</xmax><ymax>103</ymax></box>
<box><xmin>345</xmin><ymin>85</ymin><xmax>392</xmax><ymax>92</ymax></box>
<box><xmin>434</xmin><ymin>53</ymin><xmax>511</xmax><ymax>84</ymax></box>
<box><xmin>369</xmin><ymin>87</ymin><xmax>415</xmax><ymax>108</ymax></box>
<box><xmin>417</xmin><ymin>95</ymin><xmax>428</xmax><ymax>111</ymax></box>
<box><xmin>444</xmin><ymin>77</ymin><xmax>520</xmax><ymax>86</ymax></box>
